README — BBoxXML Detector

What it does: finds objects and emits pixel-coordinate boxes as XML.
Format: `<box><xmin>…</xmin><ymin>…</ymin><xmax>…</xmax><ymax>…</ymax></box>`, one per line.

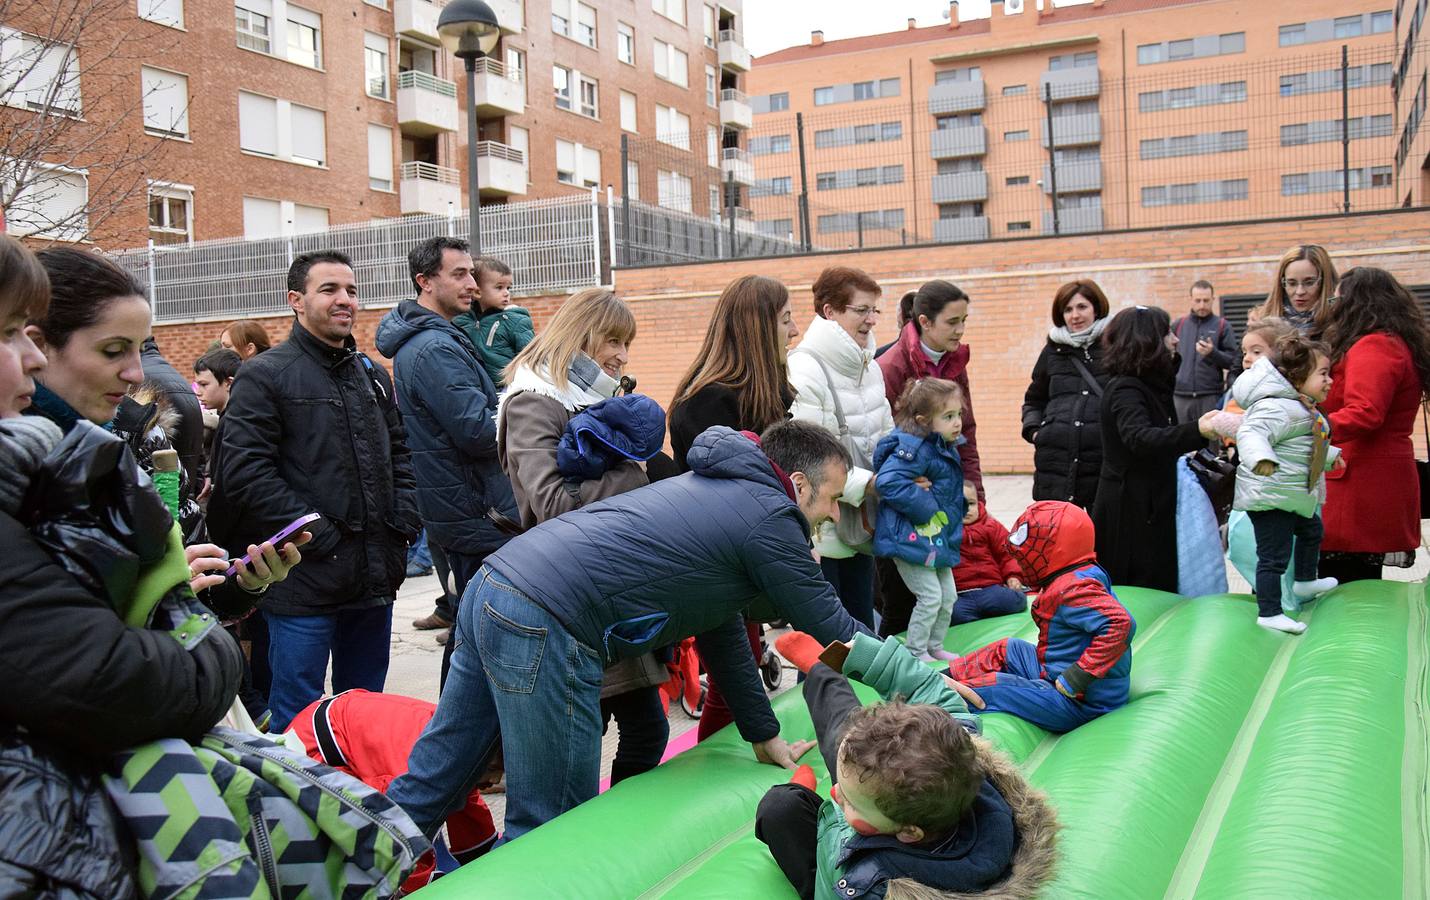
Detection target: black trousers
<box><xmin>755</xmin><ymin>664</ymin><xmax>862</xmax><ymax>899</ymax></box>
<box><xmin>599</xmin><ymin>684</ymin><xmax>670</xmax><ymax>785</ymax></box>
<box><xmin>876</xmin><ymin>555</ymin><xmax>916</xmax><ymax>638</ymax></box>
<box><xmin>1247</xmin><ymin>509</ymin><xmax>1323</xmax><ymax>618</ymax></box>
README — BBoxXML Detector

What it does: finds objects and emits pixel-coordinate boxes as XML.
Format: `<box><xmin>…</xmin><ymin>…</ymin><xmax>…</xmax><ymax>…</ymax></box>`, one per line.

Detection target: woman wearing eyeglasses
<box><xmin>1251</xmin><ymin>245</ymin><xmax>1339</xmax><ymax>331</ymax></box>
<box><xmin>1314</xmin><ymin>267</ymin><xmax>1430</xmax><ymax>584</ymax></box>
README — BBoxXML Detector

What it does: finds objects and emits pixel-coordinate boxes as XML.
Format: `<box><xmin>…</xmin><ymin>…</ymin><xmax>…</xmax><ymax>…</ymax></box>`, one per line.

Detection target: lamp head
<box><xmin>437</xmin><ymin>0</ymin><xmax>501</xmax><ymax>59</ymax></box>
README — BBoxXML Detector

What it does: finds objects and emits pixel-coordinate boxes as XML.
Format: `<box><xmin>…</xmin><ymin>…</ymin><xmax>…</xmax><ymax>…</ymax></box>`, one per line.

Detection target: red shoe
<box><xmin>774</xmin><ymin>632</ymin><xmax>824</xmax><ymax>674</ymax></box>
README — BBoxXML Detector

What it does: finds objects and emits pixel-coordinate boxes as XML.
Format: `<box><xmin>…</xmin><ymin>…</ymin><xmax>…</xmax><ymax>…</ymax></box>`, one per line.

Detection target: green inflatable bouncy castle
<box><xmin>422</xmin><ymin>582</ymin><xmax>1430</xmax><ymax>898</ymax></box>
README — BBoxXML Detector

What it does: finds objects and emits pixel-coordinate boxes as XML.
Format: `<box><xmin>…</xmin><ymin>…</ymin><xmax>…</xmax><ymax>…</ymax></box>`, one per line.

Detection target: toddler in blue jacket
<box><xmin>872</xmin><ymin>378</ymin><xmax>967</xmax><ymax>662</ymax></box>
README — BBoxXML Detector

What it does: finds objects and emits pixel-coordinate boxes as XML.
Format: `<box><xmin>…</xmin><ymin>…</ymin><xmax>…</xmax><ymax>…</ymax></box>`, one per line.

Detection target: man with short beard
<box><xmin>209</xmin><ymin>250</ymin><xmax>419</xmax><ymax>731</ymax></box>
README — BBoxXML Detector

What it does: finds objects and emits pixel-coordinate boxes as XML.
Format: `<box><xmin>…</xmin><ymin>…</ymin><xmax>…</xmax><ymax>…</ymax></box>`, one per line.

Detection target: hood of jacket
<box><xmin>1007</xmin><ymin>500</ymin><xmax>1096</xmax><ymax>587</ymax></box>
<box><xmin>897</xmin><ymin>321</ymin><xmax>971</xmax><ymax>382</ymax></box>
<box><xmin>685</xmin><ymin>425</ymin><xmax>797</xmax><ymax>510</ymax></box>
<box><xmin>796</xmin><ymin>315</ymin><xmax>877</xmax><ymax>379</ymax></box>
<box><xmin>1232</xmin><ymin>355</ymin><xmax>1299</xmax><ymax>409</ymax></box>
<box><xmin>375</xmin><ymin>298</ymin><xmax>478</xmax><ymax>360</ymax></box>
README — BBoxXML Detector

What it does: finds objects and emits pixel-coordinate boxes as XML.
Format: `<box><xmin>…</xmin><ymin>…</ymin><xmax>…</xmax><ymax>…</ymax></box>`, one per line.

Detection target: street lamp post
<box><xmin>436</xmin><ymin>0</ymin><xmax>501</xmax><ymax>255</ymax></box>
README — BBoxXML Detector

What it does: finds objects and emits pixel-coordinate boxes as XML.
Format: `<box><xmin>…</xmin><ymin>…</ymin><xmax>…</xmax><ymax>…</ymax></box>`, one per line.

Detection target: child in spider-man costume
<box><xmin>946</xmin><ymin>500</ymin><xmax>1134</xmax><ymax>733</ymax></box>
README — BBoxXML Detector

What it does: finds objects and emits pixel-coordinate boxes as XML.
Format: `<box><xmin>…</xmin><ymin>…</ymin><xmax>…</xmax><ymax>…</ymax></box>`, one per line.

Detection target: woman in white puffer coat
<box><xmin>787</xmin><ymin>266</ymin><xmax>895</xmax><ymax>629</ymax></box>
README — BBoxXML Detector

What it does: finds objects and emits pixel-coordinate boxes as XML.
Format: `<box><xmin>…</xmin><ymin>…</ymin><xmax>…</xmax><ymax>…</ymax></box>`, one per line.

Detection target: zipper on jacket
<box><xmin>209</xmin><ymin>731</ymin><xmax>416</xmax><ymax>861</ymax></box>
<box><xmin>249</xmin><ymin>808</ymin><xmax>281</xmax><ymax>895</ymax></box>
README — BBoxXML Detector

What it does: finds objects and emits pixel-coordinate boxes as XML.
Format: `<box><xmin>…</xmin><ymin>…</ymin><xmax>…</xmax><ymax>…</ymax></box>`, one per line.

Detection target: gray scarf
<box><xmin>1048</xmin><ymin>316</ymin><xmax>1109</xmax><ymax>349</ymax></box>
<box><xmin>0</xmin><ymin>417</ymin><xmax>63</xmax><ymax>515</ymax></box>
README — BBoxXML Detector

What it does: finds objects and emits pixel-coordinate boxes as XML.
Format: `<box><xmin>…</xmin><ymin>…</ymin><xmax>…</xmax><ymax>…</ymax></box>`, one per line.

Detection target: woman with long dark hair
<box><xmin>1022</xmin><ymin>279</ymin><xmax>1112</xmax><ymax>510</ymax></box>
<box><xmin>1314</xmin><ymin>267</ymin><xmax>1430</xmax><ymax>582</ymax></box>
<box><xmin>1092</xmin><ymin>306</ymin><xmax>1220</xmax><ymax>591</ymax></box>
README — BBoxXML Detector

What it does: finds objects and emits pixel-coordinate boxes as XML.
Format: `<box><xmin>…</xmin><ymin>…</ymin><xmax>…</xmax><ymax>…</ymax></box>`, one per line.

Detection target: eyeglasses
<box><xmin>1282</xmin><ymin>277</ymin><xmax>1321</xmax><ymax>291</ymax></box>
<box><xmin>845</xmin><ymin>305</ymin><xmax>881</xmax><ymax>318</ymax></box>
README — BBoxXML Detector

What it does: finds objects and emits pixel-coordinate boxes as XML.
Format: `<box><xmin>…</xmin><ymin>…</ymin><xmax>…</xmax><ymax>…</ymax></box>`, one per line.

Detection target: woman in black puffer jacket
<box><xmin>1021</xmin><ymin>280</ymin><xmax>1112</xmax><ymax>511</ymax></box>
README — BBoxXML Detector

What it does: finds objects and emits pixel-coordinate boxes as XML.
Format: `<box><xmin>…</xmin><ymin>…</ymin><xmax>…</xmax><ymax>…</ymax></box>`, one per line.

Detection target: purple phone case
<box><xmin>225</xmin><ymin>513</ymin><xmax>321</xmax><ymax>577</ymax></box>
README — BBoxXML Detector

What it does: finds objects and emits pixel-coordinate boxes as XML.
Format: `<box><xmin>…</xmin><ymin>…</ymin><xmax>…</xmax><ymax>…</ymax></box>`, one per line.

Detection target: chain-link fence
<box><xmin>621</xmin><ymin>39</ymin><xmax>1418</xmax><ymax>265</ymax></box>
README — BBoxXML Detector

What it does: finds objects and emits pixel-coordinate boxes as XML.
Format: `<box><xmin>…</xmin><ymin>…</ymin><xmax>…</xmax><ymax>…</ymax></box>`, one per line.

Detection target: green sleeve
<box><xmin>843</xmin><ymin>632</ymin><xmax>973</xmax><ymax>720</ymax></box>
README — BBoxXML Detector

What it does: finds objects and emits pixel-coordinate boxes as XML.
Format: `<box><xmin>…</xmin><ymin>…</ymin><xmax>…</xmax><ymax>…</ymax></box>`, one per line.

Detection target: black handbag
<box><xmin>1418</xmin><ymin>403</ymin><xmax>1430</xmax><ymax>519</ymax></box>
<box><xmin>1188</xmin><ymin>446</ymin><xmax>1237</xmax><ymax>525</ymax></box>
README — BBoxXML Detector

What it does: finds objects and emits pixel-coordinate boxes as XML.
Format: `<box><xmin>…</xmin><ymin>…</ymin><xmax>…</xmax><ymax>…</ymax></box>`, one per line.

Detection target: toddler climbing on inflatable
<box><xmin>759</xmin><ymin>631</ymin><xmax>1057</xmax><ymax>899</ymax></box>
<box><xmin>1231</xmin><ymin>333</ymin><xmax>1343</xmax><ymax>634</ymax></box>
<box><xmin>947</xmin><ymin>501</ymin><xmax>1135</xmax><ymax>733</ymax></box>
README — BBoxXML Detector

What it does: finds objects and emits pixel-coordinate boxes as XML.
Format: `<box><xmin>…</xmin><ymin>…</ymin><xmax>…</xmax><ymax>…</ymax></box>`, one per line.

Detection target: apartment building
<box><xmin>0</xmin><ymin>0</ymin><xmax>746</xmax><ymax>250</ymax></box>
<box><xmin>1394</xmin><ymin>0</ymin><xmax>1429</xmax><ymax>202</ymax></box>
<box><xmin>745</xmin><ymin>0</ymin><xmax>1404</xmax><ymax>246</ymax></box>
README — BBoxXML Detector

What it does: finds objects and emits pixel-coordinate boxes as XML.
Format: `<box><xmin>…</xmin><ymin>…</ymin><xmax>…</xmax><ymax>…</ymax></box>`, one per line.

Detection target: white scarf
<box><xmin>1048</xmin><ymin>316</ymin><xmax>1108</xmax><ymax>349</ymax></box>
<box><xmin>498</xmin><ymin>356</ymin><xmax>619</xmax><ymax>440</ymax></box>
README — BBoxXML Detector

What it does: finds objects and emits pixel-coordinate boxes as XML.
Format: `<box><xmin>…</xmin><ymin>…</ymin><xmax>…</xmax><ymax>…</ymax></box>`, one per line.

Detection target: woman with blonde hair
<box><xmin>1249</xmin><ymin>245</ymin><xmax>1338</xmax><ymax>332</ymax></box>
<box><xmin>219</xmin><ymin>319</ymin><xmax>272</xmax><ymax>359</ymax></box>
<box><xmin>497</xmin><ymin>287</ymin><xmax>669</xmax><ymax>785</ymax></box>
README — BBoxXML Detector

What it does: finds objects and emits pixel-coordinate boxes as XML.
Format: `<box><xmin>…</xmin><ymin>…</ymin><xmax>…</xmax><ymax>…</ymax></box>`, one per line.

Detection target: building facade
<box><xmin>1394</xmin><ymin>0</ymin><xmax>1429</xmax><ymax>202</ymax></box>
<box><xmin>744</xmin><ymin>0</ymin><xmax>1406</xmax><ymax>247</ymax></box>
<box><xmin>1</xmin><ymin>0</ymin><xmax>748</xmax><ymax>250</ymax></box>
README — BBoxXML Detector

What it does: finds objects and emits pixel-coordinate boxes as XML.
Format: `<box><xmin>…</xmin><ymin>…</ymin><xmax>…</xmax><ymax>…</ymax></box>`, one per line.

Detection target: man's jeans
<box><xmin>387</xmin><ymin>566</ymin><xmax>605</xmax><ymax>843</ymax></box>
<box><xmin>264</xmin><ymin>604</ymin><xmax>393</xmax><ymax>731</ymax></box>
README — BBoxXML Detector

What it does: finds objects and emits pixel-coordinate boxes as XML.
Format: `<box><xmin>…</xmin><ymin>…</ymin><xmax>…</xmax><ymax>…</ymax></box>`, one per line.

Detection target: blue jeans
<box><xmin>264</xmin><ymin>604</ymin><xmax>393</xmax><ymax>731</ymax></box>
<box><xmin>387</xmin><ymin>566</ymin><xmax>605</xmax><ymax>843</ymax></box>
<box><xmin>407</xmin><ymin>529</ymin><xmax>432</xmax><ymax>570</ymax></box>
<box><xmin>951</xmin><ymin>585</ymin><xmax>1029</xmax><ymax>626</ymax></box>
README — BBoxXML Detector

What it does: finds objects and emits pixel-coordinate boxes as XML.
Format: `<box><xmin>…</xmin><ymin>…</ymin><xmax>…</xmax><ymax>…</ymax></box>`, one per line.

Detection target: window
<box><xmin>880</xmin><ymin>77</ymin><xmax>900</xmax><ymax>96</ymax></box>
<box><xmin>652</xmin><ymin>0</ymin><xmax>685</xmax><ymax>26</ymax></box>
<box><xmin>769</xmin><ymin>92</ymin><xmax>789</xmax><ymax>112</ymax></box>
<box><xmin>1281</xmin><ymin>174</ymin><xmax>1310</xmax><ymax>196</ymax></box>
<box><xmin>1049</xmin><ymin>51</ymin><xmax>1097</xmax><ymax>70</ymax></box>
<box><xmin>655</xmin><ymin>104</ymin><xmax>689</xmax><ymax>149</ymax></box>
<box><xmin>137</xmin><ymin>0</ymin><xmax>183</xmax><ymax>28</ymax></box>
<box><xmin>1004</xmin><ymin>129</ymin><xmax>1029</xmax><ymax>141</ymax></box>
<box><xmin>617</xmin><ymin>21</ymin><xmax>634</xmax><ymax>64</ymax></box>
<box><xmin>937</xmin><ymin>157</ymin><xmax>981</xmax><ymax>174</ymax></box>
<box><xmin>657</xmin><ymin>169</ymin><xmax>692</xmax><ymax>212</ymax></box>
<box><xmin>814</xmin><ymin>87</ymin><xmax>833</xmax><ymax>105</ymax></box>
<box><xmin>367</xmin><ymin>123</ymin><xmax>392</xmax><ymax>191</ymax></box>
<box><xmin>772</xmin><ymin>134</ymin><xmax>791</xmax><ymax>153</ymax></box>
<box><xmin>555</xmin><ymin>139</ymin><xmax>601</xmax><ymax>187</ymax></box>
<box><xmin>1006</xmin><ymin>175</ymin><xmax>1030</xmax><ymax>186</ymax></box>
<box><xmin>1</xmin><ymin>29</ymin><xmax>83</xmax><ymax>114</ymax></box>
<box><xmin>509</xmin><ymin>125</ymin><xmax>530</xmax><ymax>182</ymax></box>
<box><xmin>706</xmin><ymin>65</ymin><xmax>717</xmax><ymax>107</ymax></box>
<box><xmin>620</xmin><ymin>90</ymin><xmax>636</xmax><ymax>132</ymax></box>
<box><xmin>816</xmin><ymin>172</ymin><xmax>835</xmax><ymax>191</ymax></box>
<box><xmin>755</xmin><ymin>176</ymin><xmax>792</xmax><ymax>197</ymax></box>
<box><xmin>242</xmin><ymin>197</ymin><xmax>327</xmax><ymax>239</ymax></box>
<box><xmin>1280</xmin><ymin>166</ymin><xmax>1394</xmax><ymax>195</ymax></box>
<box><xmin>751</xmin><ymin>134</ymin><xmax>790</xmax><ymax>155</ymax></box>
<box><xmin>853</xmin><ymin>124</ymin><xmax>878</xmax><ymax>142</ymax></box>
<box><xmin>706</xmin><ymin>125</ymin><xmax>718</xmax><ymax>165</ymax></box>
<box><xmin>855</xmin><ymin>167</ymin><xmax>877</xmax><ymax>186</ymax></box>
<box><xmin>147</xmin><ymin>184</ymin><xmax>191</xmax><ymax>244</ymax></box>
<box><xmin>709</xmin><ymin>185</ymin><xmax>720</xmax><ymax>216</ymax></box>
<box><xmin>363</xmin><ymin>33</ymin><xmax>389</xmax><ymax>99</ymax></box>
<box><xmin>1002</xmin><ymin>84</ymin><xmax>1028</xmax><ymax>96</ymax></box>
<box><xmin>576</xmin><ymin>2</ymin><xmax>597</xmax><ymax>47</ymax></box>
<box><xmin>1280</xmin><ymin>23</ymin><xmax>1306</xmax><ymax>46</ymax></box>
<box><xmin>935</xmin><ymin>66</ymin><xmax>981</xmax><ymax>84</ymax></box>
<box><xmin>757</xmin><ymin>218</ymin><xmax>793</xmax><ymax>237</ymax></box>
<box><xmin>141</xmin><ymin>67</ymin><xmax>188</xmax><ymax>138</ymax></box>
<box><xmin>881</xmin><ymin>121</ymin><xmax>901</xmax><ymax>141</ymax></box>
<box><xmin>936</xmin><ymin>112</ymin><xmax>981</xmax><ymax>129</ymax></box>
<box><xmin>1371</xmin><ymin>10</ymin><xmax>1392</xmax><ymax>33</ymax></box>
<box><xmin>238</xmin><ymin>91</ymin><xmax>325</xmax><ymax>166</ymax></box>
<box><xmin>853</xmin><ymin>80</ymin><xmax>877</xmax><ymax>100</ymax></box>
<box><xmin>577</xmin><ymin>73</ymin><xmax>598</xmax><ymax>118</ymax></box>
<box><xmin>1008</xmin><ymin>221</ymin><xmax>1031</xmax><ymax>232</ymax></box>
<box><xmin>653</xmin><ymin>40</ymin><xmax>687</xmax><ymax>87</ymax></box>
<box><xmin>1142</xmin><ymin>178</ymin><xmax>1248</xmax><ymax>206</ymax></box>
<box><xmin>551</xmin><ymin>0</ymin><xmax>570</xmax><ymax>37</ymax></box>
<box><xmin>506</xmin><ymin>47</ymin><xmax>525</xmax><ymax>84</ymax></box>
<box><xmin>285</xmin><ymin>5</ymin><xmax>321</xmax><ymax>69</ymax></box>
<box><xmin>1334</xmin><ymin>15</ymin><xmax>1364</xmax><ymax>38</ymax></box>
<box><xmin>553</xmin><ymin>65</ymin><xmax>571</xmax><ymax>110</ymax></box>
<box><xmin>703</xmin><ymin>5</ymin><xmax>716</xmax><ymax>48</ymax></box>
<box><xmin>625</xmin><ymin>159</ymin><xmax>639</xmax><ymax>198</ymax></box>
<box><xmin>939</xmin><ymin>202</ymin><xmax>984</xmax><ymax>219</ymax></box>
<box><xmin>235</xmin><ymin>1</ymin><xmax>271</xmax><ymax>53</ymax></box>
<box><xmin>5</xmin><ymin>164</ymin><xmax>88</xmax><ymax>241</ymax></box>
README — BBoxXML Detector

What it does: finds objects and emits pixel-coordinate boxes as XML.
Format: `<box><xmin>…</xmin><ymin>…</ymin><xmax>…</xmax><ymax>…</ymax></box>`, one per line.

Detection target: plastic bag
<box><xmin>1176</xmin><ymin>456</ymin><xmax>1228</xmax><ymax>597</ymax></box>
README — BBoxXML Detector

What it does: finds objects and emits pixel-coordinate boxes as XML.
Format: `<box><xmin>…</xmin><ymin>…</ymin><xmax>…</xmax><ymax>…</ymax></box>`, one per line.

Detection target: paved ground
<box><xmin>381</xmin><ymin>473</ymin><xmax>1429</xmax><ymax>829</ymax></box>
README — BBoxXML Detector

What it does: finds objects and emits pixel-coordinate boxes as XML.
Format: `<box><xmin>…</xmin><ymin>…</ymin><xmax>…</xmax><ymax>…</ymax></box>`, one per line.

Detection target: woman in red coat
<box><xmin>1316</xmin><ymin>267</ymin><xmax>1430</xmax><ymax>583</ymax></box>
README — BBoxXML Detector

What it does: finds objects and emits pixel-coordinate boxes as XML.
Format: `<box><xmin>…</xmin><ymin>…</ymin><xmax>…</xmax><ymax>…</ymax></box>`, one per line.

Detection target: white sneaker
<box><xmin>1293</xmin><ymin>577</ymin><xmax>1339</xmax><ymax>600</ymax></box>
<box><xmin>1257</xmin><ymin>614</ymin><xmax>1307</xmax><ymax>635</ymax></box>
<box><xmin>914</xmin><ymin>651</ymin><xmax>939</xmax><ymax>663</ymax></box>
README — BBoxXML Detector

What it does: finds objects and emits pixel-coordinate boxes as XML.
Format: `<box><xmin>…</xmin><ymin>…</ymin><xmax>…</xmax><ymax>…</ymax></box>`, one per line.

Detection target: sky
<box><xmin>744</xmin><ymin>0</ymin><xmax>1094</xmax><ymax>58</ymax></box>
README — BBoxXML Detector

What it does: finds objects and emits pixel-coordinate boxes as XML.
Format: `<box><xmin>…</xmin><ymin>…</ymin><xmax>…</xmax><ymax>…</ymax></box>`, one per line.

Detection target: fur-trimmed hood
<box><xmin>887</xmin><ymin>736</ymin><xmax>1060</xmax><ymax>900</ymax></box>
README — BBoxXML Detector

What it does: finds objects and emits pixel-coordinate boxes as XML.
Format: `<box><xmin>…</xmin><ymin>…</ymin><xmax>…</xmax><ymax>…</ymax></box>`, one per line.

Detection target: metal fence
<box><xmin>621</xmin><ymin>38</ymin><xmax>1421</xmax><ymax>263</ymax></box>
<box><xmin>112</xmin><ymin>193</ymin><xmax>606</xmax><ymax>324</ymax></box>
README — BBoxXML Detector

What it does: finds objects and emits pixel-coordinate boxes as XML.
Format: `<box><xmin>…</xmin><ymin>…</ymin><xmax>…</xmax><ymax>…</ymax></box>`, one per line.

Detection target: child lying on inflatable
<box><xmin>760</xmin><ymin>631</ymin><xmax>1058</xmax><ymax>899</ymax></box>
<box><xmin>947</xmin><ymin>500</ymin><xmax>1135</xmax><ymax>733</ymax></box>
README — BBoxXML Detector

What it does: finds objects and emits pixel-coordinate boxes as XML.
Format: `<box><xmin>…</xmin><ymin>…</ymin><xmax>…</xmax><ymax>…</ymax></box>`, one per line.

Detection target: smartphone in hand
<box><xmin>225</xmin><ymin>513</ymin><xmax>321</xmax><ymax>577</ymax></box>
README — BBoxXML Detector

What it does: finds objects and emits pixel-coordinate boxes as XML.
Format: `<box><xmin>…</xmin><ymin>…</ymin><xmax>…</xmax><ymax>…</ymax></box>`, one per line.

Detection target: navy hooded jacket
<box><xmin>556</xmin><ymin>394</ymin><xmax>667</xmax><ymax>480</ymax></box>
<box><xmin>487</xmin><ymin>427</ymin><xmax>870</xmax><ymax>742</ymax></box>
<box><xmin>374</xmin><ymin>300</ymin><xmax>517</xmax><ymax>555</ymax></box>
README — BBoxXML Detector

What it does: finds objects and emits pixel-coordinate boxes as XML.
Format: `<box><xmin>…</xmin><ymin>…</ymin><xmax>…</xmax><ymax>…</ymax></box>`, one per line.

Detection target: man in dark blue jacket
<box><xmin>374</xmin><ymin>237</ymin><xmax>517</xmax><ymax>680</ymax></box>
<box><xmin>388</xmin><ymin>421</ymin><xmax>874</xmax><ymax>843</ymax></box>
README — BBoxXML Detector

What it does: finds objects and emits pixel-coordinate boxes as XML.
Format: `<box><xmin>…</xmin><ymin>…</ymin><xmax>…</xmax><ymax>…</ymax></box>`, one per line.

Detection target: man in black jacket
<box><xmin>374</xmin><ymin>236</ymin><xmax>517</xmax><ymax>682</ymax></box>
<box><xmin>1172</xmin><ymin>279</ymin><xmax>1239</xmax><ymax>428</ymax></box>
<box><xmin>209</xmin><ymin>250</ymin><xmax>420</xmax><ymax>731</ymax></box>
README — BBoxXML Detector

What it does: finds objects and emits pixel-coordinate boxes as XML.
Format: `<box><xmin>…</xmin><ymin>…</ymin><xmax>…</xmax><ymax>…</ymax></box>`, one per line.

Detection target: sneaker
<box><xmin>435</xmin><ymin>628</ymin><xmax>451</xmax><ymax>645</ymax></box>
<box><xmin>1292</xmin><ymin>577</ymin><xmax>1338</xmax><ymax>600</ymax></box>
<box><xmin>914</xmin><ymin>650</ymin><xmax>939</xmax><ymax>663</ymax></box>
<box><xmin>413</xmin><ymin>611</ymin><xmax>453</xmax><ymax>630</ymax></box>
<box><xmin>929</xmin><ymin>648</ymin><xmax>961</xmax><ymax>662</ymax></box>
<box><xmin>1257</xmin><ymin>614</ymin><xmax>1307</xmax><ymax>635</ymax></box>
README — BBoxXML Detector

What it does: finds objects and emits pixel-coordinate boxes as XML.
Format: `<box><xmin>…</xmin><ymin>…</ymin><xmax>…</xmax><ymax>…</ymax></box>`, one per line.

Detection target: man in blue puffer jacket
<box><xmin>388</xmin><ymin>421</ymin><xmax>874</xmax><ymax>843</ymax></box>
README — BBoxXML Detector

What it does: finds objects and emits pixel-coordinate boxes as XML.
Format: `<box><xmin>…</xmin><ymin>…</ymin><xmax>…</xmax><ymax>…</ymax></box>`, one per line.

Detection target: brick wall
<box><xmin>151</xmin><ymin>208</ymin><xmax>1430</xmax><ymax>472</ymax></box>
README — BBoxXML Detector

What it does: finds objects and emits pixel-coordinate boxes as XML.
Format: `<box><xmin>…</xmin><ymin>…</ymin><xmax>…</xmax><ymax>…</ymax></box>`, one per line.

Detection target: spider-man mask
<box><xmin>1006</xmin><ymin>500</ymin><xmax>1097</xmax><ymax>587</ymax></box>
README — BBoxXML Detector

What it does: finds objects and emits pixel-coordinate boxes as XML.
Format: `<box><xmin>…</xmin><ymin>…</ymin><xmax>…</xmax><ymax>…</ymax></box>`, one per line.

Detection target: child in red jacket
<box><xmin>286</xmin><ymin>690</ymin><xmax>498</xmax><ymax>894</ymax></box>
<box><xmin>951</xmin><ymin>483</ymin><xmax>1029</xmax><ymax>625</ymax></box>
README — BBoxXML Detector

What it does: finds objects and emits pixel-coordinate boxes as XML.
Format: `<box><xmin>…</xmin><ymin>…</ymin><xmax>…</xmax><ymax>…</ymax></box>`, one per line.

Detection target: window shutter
<box><xmin>238</xmin><ymin>92</ymin><xmax>278</xmax><ymax>155</ymax></box>
<box><xmin>293</xmin><ymin>204</ymin><xmax>328</xmax><ymax>234</ymax></box>
<box><xmin>367</xmin><ymin>123</ymin><xmax>392</xmax><ymax>187</ymax></box>
<box><xmin>137</xmin><ymin>0</ymin><xmax>184</xmax><ymax>27</ymax></box>
<box><xmin>142</xmin><ymin>67</ymin><xmax>188</xmax><ymax>136</ymax></box>
<box><xmin>242</xmin><ymin>196</ymin><xmax>282</xmax><ymax>239</ymax></box>
<box><xmin>289</xmin><ymin>103</ymin><xmax>326</xmax><ymax>165</ymax></box>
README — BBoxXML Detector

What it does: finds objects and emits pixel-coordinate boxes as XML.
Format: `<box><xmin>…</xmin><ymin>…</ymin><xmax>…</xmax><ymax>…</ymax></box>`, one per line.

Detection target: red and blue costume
<box><xmin>947</xmin><ymin>501</ymin><xmax>1134</xmax><ymax>733</ymax></box>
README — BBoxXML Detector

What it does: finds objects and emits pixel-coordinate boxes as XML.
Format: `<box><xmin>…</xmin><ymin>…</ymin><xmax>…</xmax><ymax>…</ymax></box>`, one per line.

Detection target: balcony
<box><xmin>399</xmin><ymin>162</ymin><xmax>461</xmax><ymax>216</ymax></box>
<box><xmin>471</xmin><ymin>57</ymin><xmax>524</xmax><ymax>116</ymax></box>
<box><xmin>1042</xmin><ymin>206</ymin><xmax>1104</xmax><ymax>234</ymax></box>
<box><xmin>720</xmin><ymin>88</ymin><xmax>752</xmax><ymax>129</ymax></box>
<box><xmin>931</xmin><ymin>171</ymin><xmax>989</xmax><ymax>204</ymax></box>
<box><xmin>394</xmin><ymin>0</ymin><xmax>442</xmax><ymax>42</ymax></box>
<box><xmin>721</xmin><ymin>147</ymin><xmax>754</xmax><ymax>184</ymax></box>
<box><xmin>1041</xmin><ymin>112</ymin><xmax>1101</xmax><ymax>148</ymax></box>
<box><xmin>933</xmin><ymin>216</ymin><xmax>991</xmax><ymax>243</ymax></box>
<box><xmin>1038</xmin><ymin>66</ymin><xmax>1100</xmax><ymax>101</ymax></box>
<box><xmin>719</xmin><ymin>29</ymin><xmax>751</xmax><ymax>72</ymax></box>
<box><xmin>929</xmin><ymin>80</ymin><xmax>986</xmax><ymax>115</ymax></box>
<box><xmin>397</xmin><ymin>70</ymin><xmax>458</xmax><ymax>136</ymax></box>
<box><xmin>488</xmin><ymin>0</ymin><xmax>523</xmax><ymax>33</ymax></box>
<box><xmin>476</xmin><ymin>141</ymin><xmax>526</xmax><ymax>196</ymax></box>
<box><xmin>930</xmin><ymin>125</ymin><xmax>987</xmax><ymax>159</ymax></box>
<box><xmin>1042</xmin><ymin>161</ymin><xmax>1102</xmax><ymax>194</ymax></box>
